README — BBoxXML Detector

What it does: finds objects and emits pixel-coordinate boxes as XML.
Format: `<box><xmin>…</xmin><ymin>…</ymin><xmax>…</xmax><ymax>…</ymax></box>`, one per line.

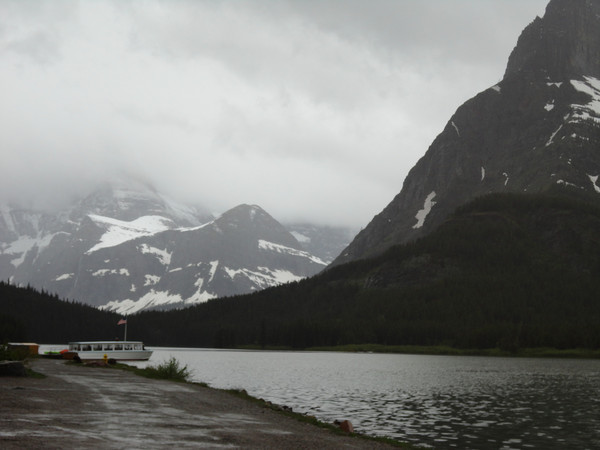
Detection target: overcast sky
<box><xmin>1</xmin><ymin>0</ymin><xmax>549</xmax><ymax>227</ymax></box>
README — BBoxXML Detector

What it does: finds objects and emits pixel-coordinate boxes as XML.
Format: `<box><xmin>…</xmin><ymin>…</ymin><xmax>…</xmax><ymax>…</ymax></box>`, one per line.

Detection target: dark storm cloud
<box><xmin>0</xmin><ymin>0</ymin><xmax>548</xmax><ymax>226</ymax></box>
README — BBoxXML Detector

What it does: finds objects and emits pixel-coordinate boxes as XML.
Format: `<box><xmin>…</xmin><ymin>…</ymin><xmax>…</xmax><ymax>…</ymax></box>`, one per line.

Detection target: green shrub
<box><xmin>144</xmin><ymin>357</ymin><xmax>191</xmax><ymax>382</ymax></box>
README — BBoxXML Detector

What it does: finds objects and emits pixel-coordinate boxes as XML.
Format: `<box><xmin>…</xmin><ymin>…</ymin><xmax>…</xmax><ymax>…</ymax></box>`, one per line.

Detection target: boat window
<box><xmin>82</xmin><ymin>345</ymin><xmax>91</xmax><ymax>351</ymax></box>
<box><xmin>124</xmin><ymin>344</ymin><xmax>132</xmax><ymax>350</ymax></box>
<box><xmin>103</xmin><ymin>344</ymin><xmax>113</xmax><ymax>351</ymax></box>
<box><xmin>115</xmin><ymin>344</ymin><xmax>123</xmax><ymax>350</ymax></box>
<box><xmin>134</xmin><ymin>344</ymin><xmax>141</xmax><ymax>350</ymax></box>
<box><xmin>93</xmin><ymin>344</ymin><xmax>102</xmax><ymax>351</ymax></box>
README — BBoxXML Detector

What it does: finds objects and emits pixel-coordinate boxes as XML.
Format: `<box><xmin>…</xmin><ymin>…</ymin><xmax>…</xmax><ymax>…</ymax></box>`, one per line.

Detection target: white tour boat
<box><xmin>67</xmin><ymin>341</ymin><xmax>152</xmax><ymax>361</ymax></box>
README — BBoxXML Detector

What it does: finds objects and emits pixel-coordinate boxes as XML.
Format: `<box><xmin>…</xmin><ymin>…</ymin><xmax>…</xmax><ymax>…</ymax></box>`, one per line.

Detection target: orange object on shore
<box><xmin>338</xmin><ymin>420</ymin><xmax>354</xmax><ymax>433</ymax></box>
<box><xmin>60</xmin><ymin>351</ymin><xmax>79</xmax><ymax>360</ymax></box>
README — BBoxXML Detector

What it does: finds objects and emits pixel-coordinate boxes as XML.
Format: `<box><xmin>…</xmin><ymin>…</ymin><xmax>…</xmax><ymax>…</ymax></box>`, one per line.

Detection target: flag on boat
<box><xmin>117</xmin><ymin>319</ymin><xmax>127</xmax><ymax>325</ymax></box>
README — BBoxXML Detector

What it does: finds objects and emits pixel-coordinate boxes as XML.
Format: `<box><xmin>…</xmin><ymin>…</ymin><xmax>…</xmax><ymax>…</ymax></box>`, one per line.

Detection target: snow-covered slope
<box><xmin>0</xmin><ymin>181</ymin><xmax>329</xmax><ymax>313</ymax></box>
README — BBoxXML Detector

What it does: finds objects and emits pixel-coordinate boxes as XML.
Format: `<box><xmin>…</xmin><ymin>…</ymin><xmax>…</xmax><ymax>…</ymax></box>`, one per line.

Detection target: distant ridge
<box><xmin>0</xmin><ymin>180</ymin><xmax>334</xmax><ymax>313</ymax></box>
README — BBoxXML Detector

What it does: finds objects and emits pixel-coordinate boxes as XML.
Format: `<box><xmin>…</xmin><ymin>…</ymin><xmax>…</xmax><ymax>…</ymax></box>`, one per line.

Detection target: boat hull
<box><xmin>75</xmin><ymin>350</ymin><xmax>153</xmax><ymax>361</ymax></box>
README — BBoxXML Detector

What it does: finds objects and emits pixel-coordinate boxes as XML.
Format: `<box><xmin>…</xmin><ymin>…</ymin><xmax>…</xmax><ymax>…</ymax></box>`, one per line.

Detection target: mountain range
<box><xmin>0</xmin><ymin>178</ymin><xmax>354</xmax><ymax>313</ymax></box>
<box><xmin>3</xmin><ymin>0</ymin><xmax>600</xmax><ymax>353</ymax></box>
<box><xmin>3</xmin><ymin>0</ymin><xmax>600</xmax><ymax>348</ymax></box>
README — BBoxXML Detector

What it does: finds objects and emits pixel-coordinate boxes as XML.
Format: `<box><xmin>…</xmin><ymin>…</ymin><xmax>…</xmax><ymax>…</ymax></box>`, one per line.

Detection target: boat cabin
<box><xmin>68</xmin><ymin>341</ymin><xmax>146</xmax><ymax>352</ymax></box>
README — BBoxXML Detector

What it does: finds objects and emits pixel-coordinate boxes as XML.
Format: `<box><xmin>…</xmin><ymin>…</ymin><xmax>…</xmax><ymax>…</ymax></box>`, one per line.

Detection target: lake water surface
<box><xmin>129</xmin><ymin>348</ymin><xmax>599</xmax><ymax>449</ymax></box>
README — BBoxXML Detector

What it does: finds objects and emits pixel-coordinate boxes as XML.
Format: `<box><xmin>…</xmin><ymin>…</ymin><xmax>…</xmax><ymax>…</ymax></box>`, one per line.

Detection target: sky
<box><xmin>0</xmin><ymin>0</ymin><xmax>549</xmax><ymax>228</ymax></box>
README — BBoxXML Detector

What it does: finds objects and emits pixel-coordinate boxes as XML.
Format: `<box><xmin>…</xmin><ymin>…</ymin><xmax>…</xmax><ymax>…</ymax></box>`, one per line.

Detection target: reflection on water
<box><xmin>130</xmin><ymin>349</ymin><xmax>600</xmax><ymax>449</ymax></box>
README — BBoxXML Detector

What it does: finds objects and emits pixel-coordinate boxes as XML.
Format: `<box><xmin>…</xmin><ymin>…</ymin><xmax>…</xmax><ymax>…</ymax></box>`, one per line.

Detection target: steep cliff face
<box><xmin>333</xmin><ymin>0</ymin><xmax>600</xmax><ymax>266</ymax></box>
<box><xmin>504</xmin><ymin>0</ymin><xmax>600</xmax><ymax>81</ymax></box>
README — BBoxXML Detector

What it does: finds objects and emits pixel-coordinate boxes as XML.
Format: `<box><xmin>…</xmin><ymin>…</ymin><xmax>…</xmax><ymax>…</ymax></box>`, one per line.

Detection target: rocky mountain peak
<box><xmin>215</xmin><ymin>204</ymin><xmax>300</xmax><ymax>249</ymax></box>
<box><xmin>504</xmin><ymin>0</ymin><xmax>600</xmax><ymax>81</ymax></box>
<box><xmin>76</xmin><ymin>178</ymin><xmax>211</xmax><ymax>226</ymax></box>
<box><xmin>333</xmin><ymin>0</ymin><xmax>600</xmax><ymax>266</ymax></box>
<box><xmin>217</xmin><ymin>204</ymin><xmax>269</xmax><ymax>225</ymax></box>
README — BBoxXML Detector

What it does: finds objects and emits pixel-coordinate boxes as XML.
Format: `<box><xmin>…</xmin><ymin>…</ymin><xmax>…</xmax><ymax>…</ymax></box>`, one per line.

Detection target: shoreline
<box><xmin>38</xmin><ymin>342</ymin><xmax>600</xmax><ymax>359</ymax></box>
<box><xmin>1</xmin><ymin>357</ymin><xmax>406</xmax><ymax>449</ymax></box>
<box><xmin>236</xmin><ymin>344</ymin><xmax>600</xmax><ymax>359</ymax></box>
<box><xmin>113</xmin><ymin>358</ymin><xmax>405</xmax><ymax>447</ymax></box>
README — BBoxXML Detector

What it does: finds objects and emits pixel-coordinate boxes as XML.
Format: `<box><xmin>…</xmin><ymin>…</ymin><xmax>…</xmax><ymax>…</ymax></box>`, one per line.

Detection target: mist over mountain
<box><xmin>334</xmin><ymin>0</ymin><xmax>600</xmax><ymax>265</ymax></box>
<box><xmin>0</xmin><ymin>178</ymin><xmax>353</xmax><ymax>313</ymax></box>
<box><xmin>286</xmin><ymin>223</ymin><xmax>358</xmax><ymax>265</ymax></box>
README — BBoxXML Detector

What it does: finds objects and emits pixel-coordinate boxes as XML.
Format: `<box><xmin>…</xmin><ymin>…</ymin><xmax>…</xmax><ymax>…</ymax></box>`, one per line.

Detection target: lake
<box><xmin>128</xmin><ymin>348</ymin><xmax>599</xmax><ymax>449</ymax></box>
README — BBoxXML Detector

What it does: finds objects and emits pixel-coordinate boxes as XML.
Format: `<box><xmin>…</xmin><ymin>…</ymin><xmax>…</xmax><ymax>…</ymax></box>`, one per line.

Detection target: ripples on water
<box><xmin>131</xmin><ymin>349</ymin><xmax>600</xmax><ymax>449</ymax></box>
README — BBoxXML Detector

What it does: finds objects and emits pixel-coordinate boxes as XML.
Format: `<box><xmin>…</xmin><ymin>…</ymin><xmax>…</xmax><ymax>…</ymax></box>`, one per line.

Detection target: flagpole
<box><xmin>118</xmin><ymin>318</ymin><xmax>128</xmax><ymax>340</ymax></box>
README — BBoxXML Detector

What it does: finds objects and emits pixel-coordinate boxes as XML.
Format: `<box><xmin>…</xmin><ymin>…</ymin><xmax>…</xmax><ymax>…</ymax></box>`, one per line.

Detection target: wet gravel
<box><xmin>0</xmin><ymin>358</ymin><xmax>398</xmax><ymax>449</ymax></box>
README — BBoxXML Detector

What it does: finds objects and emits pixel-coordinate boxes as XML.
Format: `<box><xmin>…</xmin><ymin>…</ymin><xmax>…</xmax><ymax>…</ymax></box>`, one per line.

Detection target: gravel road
<box><xmin>0</xmin><ymin>358</ymin><xmax>399</xmax><ymax>449</ymax></box>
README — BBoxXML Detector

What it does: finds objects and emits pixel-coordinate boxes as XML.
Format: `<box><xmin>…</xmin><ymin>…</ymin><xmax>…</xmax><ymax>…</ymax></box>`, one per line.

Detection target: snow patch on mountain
<box><xmin>557</xmin><ymin>179</ymin><xmax>582</xmax><ymax>189</ymax></box>
<box><xmin>413</xmin><ymin>191</ymin><xmax>437</xmax><ymax>229</ymax></box>
<box><xmin>224</xmin><ymin>266</ymin><xmax>303</xmax><ymax>288</ymax></box>
<box><xmin>451</xmin><ymin>121</ymin><xmax>460</xmax><ymax>136</ymax></box>
<box><xmin>101</xmin><ymin>285</ymin><xmax>218</xmax><ymax>314</ymax></box>
<box><xmin>86</xmin><ymin>215</ymin><xmax>173</xmax><ymax>253</ymax></box>
<box><xmin>258</xmin><ymin>267</ymin><xmax>304</xmax><ymax>284</ymax></box>
<box><xmin>290</xmin><ymin>231</ymin><xmax>311</xmax><ymax>243</ymax></box>
<box><xmin>101</xmin><ymin>290</ymin><xmax>180</xmax><ymax>314</ymax></box>
<box><xmin>181</xmin><ymin>221</ymin><xmax>213</xmax><ymax>232</ymax></box>
<box><xmin>144</xmin><ymin>275</ymin><xmax>160</xmax><ymax>286</ymax></box>
<box><xmin>258</xmin><ymin>240</ymin><xmax>327</xmax><ymax>265</ymax></box>
<box><xmin>546</xmin><ymin>124</ymin><xmax>564</xmax><ymax>147</ymax></box>
<box><xmin>92</xmin><ymin>268</ymin><xmax>130</xmax><ymax>277</ymax></box>
<box><xmin>5</xmin><ymin>232</ymin><xmax>61</xmax><ymax>268</ymax></box>
<box><xmin>208</xmin><ymin>260</ymin><xmax>219</xmax><ymax>282</ymax></box>
<box><xmin>570</xmin><ymin>76</ymin><xmax>600</xmax><ymax>124</ymax></box>
<box><xmin>5</xmin><ymin>237</ymin><xmax>38</xmax><ymax>267</ymax></box>
<box><xmin>56</xmin><ymin>273</ymin><xmax>73</xmax><ymax>281</ymax></box>
<box><xmin>588</xmin><ymin>174</ymin><xmax>600</xmax><ymax>193</ymax></box>
<box><xmin>249</xmin><ymin>206</ymin><xmax>259</xmax><ymax>221</ymax></box>
<box><xmin>0</xmin><ymin>206</ymin><xmax>16</xmax><ymax>233</ymax></box>
<box><xmin>185</xmin><ymin>288</ymin><xmax>217</xmax><ymax>305</ymax></box>
<box><xmin>139</xmin><ymin>243</ymin><xmax>171</xmax><ymax>265</ymax></box>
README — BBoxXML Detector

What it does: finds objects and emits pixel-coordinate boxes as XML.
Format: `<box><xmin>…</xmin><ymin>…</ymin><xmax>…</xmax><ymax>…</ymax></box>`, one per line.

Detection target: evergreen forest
<box><xmin>3</xmin><ymin>191</ymin><xmax>600</xmax><ymax>353</ymax></box>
